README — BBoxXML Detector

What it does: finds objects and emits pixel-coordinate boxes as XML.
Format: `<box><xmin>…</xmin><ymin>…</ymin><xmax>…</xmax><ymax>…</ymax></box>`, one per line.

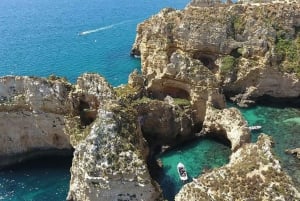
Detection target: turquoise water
<box><xmin>157</xmin><ymin>103</ymin><xmax>300</xmax><ymax>200</ymax></box>
<box><xmin>0</xmin><ymin>156</ymin><xmax>72</xmax><ymax>201</ymax></box>
<box><xmin>157</xmin><ymin>138</ymin><xmax>231</xmax><ymax>201</ymax></box>
<box><xmin>234</xmin><ymin>103</ymin><xmax>300</xmax><ymax>188</ymax></box>
<box><xmin>0</xmin><ymin>0</ymin><xmax>189</xmax><ymax>86</ymax></box>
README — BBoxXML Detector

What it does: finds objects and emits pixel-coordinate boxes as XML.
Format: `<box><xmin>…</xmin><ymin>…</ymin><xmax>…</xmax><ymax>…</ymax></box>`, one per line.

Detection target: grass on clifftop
<box><xmin>220</xmin><ymin>55</ymin><xmax>237</xmax><ymax>74</ymax></box>
<box><xmin>275</xmin><ymin>34</ymin><xmax>300</xmax><ymax>77</ymax></box>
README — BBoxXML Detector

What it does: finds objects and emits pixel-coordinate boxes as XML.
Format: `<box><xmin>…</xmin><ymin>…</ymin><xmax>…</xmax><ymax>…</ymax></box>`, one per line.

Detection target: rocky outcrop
<box><xmin>65</xmin><ymin>73</ymin><xmax>116</xmax><ymax>147</ymax></box>
<box><xmin>175</xmin><ymin>134</ymin><xmax>300</xmax><ymax>200</ymax></box>
<box><xmin>67</xmin><ymin>80</ymin><xmax>162</xmax><ymax>200</ymax></box>
<box><xmin>0</xmin><ymin>74</ymin><xmax>117</xmax><ymax>167</ymax></box>
<box><xmin>67</xmin><ymin>106</ymin><xmax>162</xmax><ymax>201</ymax></box>
<box><xmin>201</xmin><ymin>103</ymin><xmax>250</xmax><ymax>151</ymax></box>
<box><xmin>131</xmin><ymin>2</ymin><xmax>300</xmax><ymax>107</ymax></box>
<box><xmin>0</xmin><ymin>76</ymin><xmax>73</xmax><ymax>167</ymax></box>
<box><xmin>0</xmin><ymin>74</ymin><xmax>162</xmax><ymax>200</ymax></box>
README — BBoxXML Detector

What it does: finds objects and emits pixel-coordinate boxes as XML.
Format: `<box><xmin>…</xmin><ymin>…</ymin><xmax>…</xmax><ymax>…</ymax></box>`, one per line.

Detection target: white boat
<box><xmin>177</xmin><ymin>162</ymin><xmax>188</xmax><ymax>181</ymax></box>
<box><xmin>248</xmin><ymin>125</ymin><xmax>262</xmax><ymax>131</ymax></box>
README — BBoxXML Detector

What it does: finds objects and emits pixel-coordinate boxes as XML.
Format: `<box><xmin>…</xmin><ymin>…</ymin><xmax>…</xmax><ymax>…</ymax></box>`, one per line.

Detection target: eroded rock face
<box><xmin>0</xmin><ymin>76</ymin><xmax>73</xmax><ymax>167</ymax></box>
<box><xmin>131</xmin><ymin>2</ymin><xmax>300</xmax><ymax>107</ymax></box>
<box><xmin>201</xmin><ymin>103</ymin><xmax>250</xmax><ymax>151</ymax></box>
<box><xmin>135</xmin><ymin>98</ymin><xmax>194</xmax><ymax>146</ymax></box>
<box><xmin>175</xmin><ymin>134</ymin><xmax>300</xmax><ymax>201</ymax></box>
<box><xmin>0</xmin><ymin>74</ymin><xmax>117</xmax><ymax>167</ymax></box>
<box><xmin>65</xmin><ymin>73</ymin><xmax>116</xmax><ymax>147</ymax></box>
<box><xmin>0</xmin><ymin>74</ymin><xmax>162</xmax><ymax>200</ymax></box>
<box><xmin>67</xmin><ymin>105</ymin><xmax>162</xmax><ymax>201</ymax></box>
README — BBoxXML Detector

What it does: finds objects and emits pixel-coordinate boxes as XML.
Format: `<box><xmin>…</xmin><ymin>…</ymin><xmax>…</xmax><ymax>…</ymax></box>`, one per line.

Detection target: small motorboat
<box><xmin>248</xmin><ymin>125</ymin><xmax>262</xmax><ymax>131</ymax></box>
<box><xmin>177</xmin><ymin>162</ymin><xmax>188</xmax><ymax>182</ymax></box>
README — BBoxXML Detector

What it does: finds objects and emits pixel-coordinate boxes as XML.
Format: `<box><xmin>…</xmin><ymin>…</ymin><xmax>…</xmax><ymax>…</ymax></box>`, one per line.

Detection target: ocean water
<box><xmin>0</xmin><ymin>0</ymin><xmax>190</xmax><ymax>86</ymax></box>
<box><xmin>0</xmin><ymin>156</ymin><xmax>72</xmax><ymax>201</ymax></box>
<box><xmin>157</xmin><ymin>138</ymin><xmax>231</xmax><ymax>201</ymax></box>
<box><xmin>235</xmin><ymin>103</ymin><xmax>300</xmax><ymax>189</ymax></box>
<box><xmin>157</xmin><ymin>103</ymin><xmax>300</xmax><ymax>200</ymax></box>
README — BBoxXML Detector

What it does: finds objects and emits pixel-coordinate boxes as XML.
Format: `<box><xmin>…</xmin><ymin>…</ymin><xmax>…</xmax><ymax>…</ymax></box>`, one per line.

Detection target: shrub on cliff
<box><xmin>220</xmin><ymin>55</ymin><xmax>236</xmax><ymax>74</ymax></box>
<box><xmin>275</xmin><ymin>34</ymin><xmax>300</xmax><ymax>77</ymax></box>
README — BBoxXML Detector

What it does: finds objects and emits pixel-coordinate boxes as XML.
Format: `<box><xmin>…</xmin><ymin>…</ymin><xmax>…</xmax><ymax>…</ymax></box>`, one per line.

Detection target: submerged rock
<box><xmin>286</xmin><ymin>148</ymin><xmax>300</xmax><ymax>159</ymax></box>
<box><xmin>175</xmin><ymin>134</ymin><xmax>300</xmax><ymax>200</ymax></box>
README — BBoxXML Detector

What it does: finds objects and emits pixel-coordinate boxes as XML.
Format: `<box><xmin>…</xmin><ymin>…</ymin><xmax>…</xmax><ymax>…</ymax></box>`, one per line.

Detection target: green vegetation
<box><xmin>220</xmin><ymin>55</ymin><xmax>237</xmax><ymax>74</ymax></box>
<box><xmin>232</xmin><ymin>16</ymin><xmax>245</xmax><ymax>35</ymax></box>
<box><xmin>275</xmin><ymin>34</ymin><xmax>300</xmax><ymax>77</ymax></box>
<box><xmin>173</xmin><ymin>98</ymin><xmax>191</xmax><ymax>106</ymax></box>
<box><xmin>66</xmin><ymin>116</ymin><xmax>92</xmax><ymax>146</ymax></box>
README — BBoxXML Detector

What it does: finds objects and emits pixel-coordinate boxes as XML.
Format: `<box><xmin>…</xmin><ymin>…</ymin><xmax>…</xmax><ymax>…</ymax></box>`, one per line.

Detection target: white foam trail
<box><xmin>79</xmin><ymin>24</ymin><xmax>114</xmax><ymax>35</ymax></box>
<box><xmin>79</xmin><ymin>19</ymin><xmax>141</xmax><ymax>36</ymax></box>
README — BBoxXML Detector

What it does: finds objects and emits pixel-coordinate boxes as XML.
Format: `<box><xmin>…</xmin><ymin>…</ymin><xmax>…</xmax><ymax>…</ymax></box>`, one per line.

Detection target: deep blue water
<box><xmin>0</xmin><ymin>156</ymin><xmax>72</xmax><ymax>201</ymax></box>
<box><xmin>0</xmin><ymin>0</ymin><xmax>190</xmax><ymax>86</ymax></box>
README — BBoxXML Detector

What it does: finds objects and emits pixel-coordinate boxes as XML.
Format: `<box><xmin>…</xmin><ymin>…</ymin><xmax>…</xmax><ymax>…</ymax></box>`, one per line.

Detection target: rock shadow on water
<box><xmin>153</xmin><ymin>136</ymin><xmax>231</xmax><ymax>201</ymax></box>
<box><xmin>0</xmin><ymin>153</ymin><xmax>73</xmax><ymax>201</ymax></box>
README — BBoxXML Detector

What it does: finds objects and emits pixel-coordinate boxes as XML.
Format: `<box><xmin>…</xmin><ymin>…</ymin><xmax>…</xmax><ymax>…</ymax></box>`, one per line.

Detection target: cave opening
<box><xmin>192</xmin><ymin>52</ymin><xmax>218</xmax><ymax>73</ymax></box>
<box><xmin>230</xmin><ymin>48</ymin><xmax>242</xmax><ymax>58</ymax></box>
<box><xmin>79</xmin><ymin>100</ymin><xmax>98</xmax><ymax>126</ymax></box>
<box><xmin>149</xmin><ymin>86</ymin><xmax>190</xmax><ymax>101</ymax></box>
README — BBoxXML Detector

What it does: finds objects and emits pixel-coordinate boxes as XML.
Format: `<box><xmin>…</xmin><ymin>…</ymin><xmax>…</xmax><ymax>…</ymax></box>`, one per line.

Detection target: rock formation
<box><xmin>131</xmin><ymin>1</ymin><xmax>300</xmax><ymax>107</ymax></box>
<box><xmin>0</xmin><ymin>76</ymin><xmax>73</xmax><ymax>167</ymax></box>
<box><xmin>67</xmin><ymin>74</ymin><xmax>162</xmax><ymax>201</ymax></box>
<box><xmin>201</xmin><ymin>104</ymin><xmax>250</xmax><ymax>151</ymax></box>
<box><xmin>175</xmin><ymin>134</ymin><xmax>300</xmax><ymax>200</ymax></box>
<box><xmin>67</xmin><ymin>107</ymin><xmax>162</xmax><ymax>201</ymax></box>
<box><xmin>0</xmin><ymin>74</ymin><xmax>163</xmax><ymax>200</ymax></box>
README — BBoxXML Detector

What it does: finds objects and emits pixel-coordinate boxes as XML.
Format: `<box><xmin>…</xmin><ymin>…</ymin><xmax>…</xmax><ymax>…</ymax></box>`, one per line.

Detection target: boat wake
<box><xmin>79</xmin><ymin>19</ymin><xmax>140</xmax><ymax>36</ymax></box>
<box><xmin>79</xmin><ymin>25</ymin><xmax>114</xmax><ymax>35</ymax></box>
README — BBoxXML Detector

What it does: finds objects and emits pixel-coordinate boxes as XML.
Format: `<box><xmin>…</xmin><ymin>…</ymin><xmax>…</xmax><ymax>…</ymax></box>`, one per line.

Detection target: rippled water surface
<box><xmin>157</xmin><ymin>138</ymin><xmax>231</xmax><ymax>201</ymax></box>
<box><xmin>236</xmin><ymin>103</ymin><xmax>300</xmax><ymax>189</ymax></box>
<box><xmin>157</xmin><ymin>103</ymin><xmax>300</xmax><ymax>200</ymax></box>
<box><xmin>0</xmin><ymin>0</ymin><xmax>190</xmax><ymax>86</ymax></box>
<box><xmin>0</xmin><ymin>156</ymin><xmax>72</xmax><ymax>201</ymax></box>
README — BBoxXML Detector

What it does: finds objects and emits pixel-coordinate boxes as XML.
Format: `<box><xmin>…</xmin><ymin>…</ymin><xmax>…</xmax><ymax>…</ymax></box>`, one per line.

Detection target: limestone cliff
<box><xmin>131</xmin><ymin>1</ymin><xmax>300</xmax><ymax>107</ymax></box>
<box><xmin>0</xmin><ymin>74</ymin><xmax>162</xmax><ymax>200</ymax></box>
<box><xmin>0</xmin><ymin>76</ymin><xmax>73</xmax><ymax>167</ymax></box>
<box><xmin>175</xmin><ymin>134</ymin><xmax>300</xmax><ymax>201</ymax></box>
<box><xmin>201</xmin><ymin>104</ymin><xmax>250</xmax><ymax>151</ymax></box>
<box><xmin>67</xmin><ymin>107</ymin><xmax>162</xmax><ymax>201</ymax></box>
<box><xmin>0</xmin><ymin>74</ymin><xmax>117</xmax><ymax>167</ymax></box>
